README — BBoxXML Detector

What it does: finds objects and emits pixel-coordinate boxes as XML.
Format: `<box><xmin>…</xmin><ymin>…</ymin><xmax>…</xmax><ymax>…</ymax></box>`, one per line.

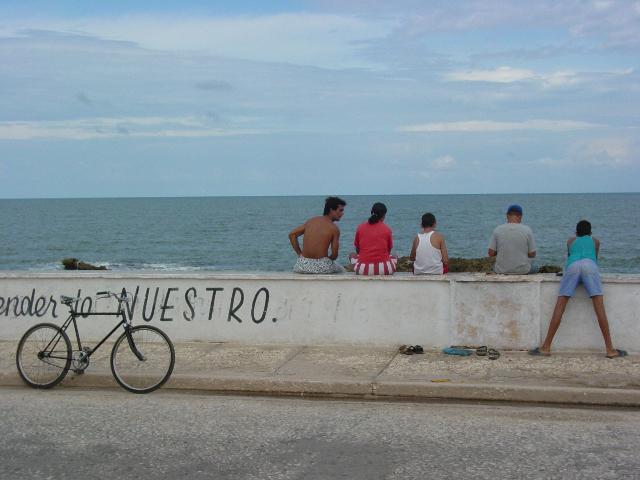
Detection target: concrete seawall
<box><xmin>1</xmin><ymin>272</ymin><xmax>638</xmax><ymax>352</ymax></box>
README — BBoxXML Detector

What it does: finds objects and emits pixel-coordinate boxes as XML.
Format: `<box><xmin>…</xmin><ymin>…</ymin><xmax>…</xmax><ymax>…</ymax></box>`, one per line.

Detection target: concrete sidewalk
<box><xmin>2</xmin><ymin>340</ymin><xmax>639</xmax><ymax>406</ymax></box>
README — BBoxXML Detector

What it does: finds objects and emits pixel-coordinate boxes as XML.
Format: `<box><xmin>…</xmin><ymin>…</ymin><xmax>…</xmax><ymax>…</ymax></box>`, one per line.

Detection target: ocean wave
<box><xmin>21</xmin><ymin>261</ymin><xmax>219</xmax><ymax>272</ymax></box>
<box><xmin>27</xmin><ymin>263</ymin><xmax>64</xmax><ymax>271</ymax></box>
<box><xmin>104</xmin><ymin>262</ymin><xmax>219</xmax><ymax>272</ymax></box>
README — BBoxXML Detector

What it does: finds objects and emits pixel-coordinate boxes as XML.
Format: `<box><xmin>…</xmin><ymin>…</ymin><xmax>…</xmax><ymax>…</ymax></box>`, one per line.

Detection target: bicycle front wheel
<box><xmin>16</xmin><ymin>323</ymin><xmax>72</xmax><ymax>389</ymax></box>
<box><xmin>110</xmin><ymin>325</ymin><xmax>175</xmax><ymax>394</ymax></box>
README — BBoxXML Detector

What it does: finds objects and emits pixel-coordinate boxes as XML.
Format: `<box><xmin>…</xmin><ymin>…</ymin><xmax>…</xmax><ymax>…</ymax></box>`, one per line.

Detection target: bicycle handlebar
<box><xmin>98</xmin><ymin>291</ymin><xmax>131</xmax><ymax>303</ymax></box>
<box><xmin>60</xmin><ymin>290</ymin><xmax>131</xmax><ymax>306</ymax></box>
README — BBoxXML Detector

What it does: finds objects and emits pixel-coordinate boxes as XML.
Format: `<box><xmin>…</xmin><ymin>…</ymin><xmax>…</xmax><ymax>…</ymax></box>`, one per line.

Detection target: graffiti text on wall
<box><xmin>0</xmin><ymin>286</ymin><xmax>276</xmax><ymax>324</ymax></box>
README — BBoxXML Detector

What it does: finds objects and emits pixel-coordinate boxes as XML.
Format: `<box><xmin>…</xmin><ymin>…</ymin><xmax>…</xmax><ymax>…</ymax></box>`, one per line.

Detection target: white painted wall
<box><xmin>1</xmin><ymin>272</ymin><xmax>638</xmax><ymax>352</ymax></box>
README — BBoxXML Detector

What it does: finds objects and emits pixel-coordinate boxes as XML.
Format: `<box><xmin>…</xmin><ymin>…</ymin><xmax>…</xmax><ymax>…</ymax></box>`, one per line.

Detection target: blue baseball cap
<box><xmin>507</xmin><ymin>204</ymin><xmax>523</xmax><ymax>215</ymax></box>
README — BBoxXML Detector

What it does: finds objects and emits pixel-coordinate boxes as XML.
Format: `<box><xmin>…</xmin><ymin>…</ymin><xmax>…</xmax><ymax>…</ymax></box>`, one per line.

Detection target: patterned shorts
<box><xmin>293</xmin><ymin>256</ymin><xmax>345</xmax><ymax>274</ymax></box>
<box><xmin>350</xmin><ymin>255</ymin><xmax>398</xmax><ymax>276</ymax></box>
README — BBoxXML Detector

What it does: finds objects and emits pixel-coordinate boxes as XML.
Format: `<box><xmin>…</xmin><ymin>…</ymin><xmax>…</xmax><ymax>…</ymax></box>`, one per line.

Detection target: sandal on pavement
<box><xmin>528</xmin><ymin>347</ymin><xmax>551</xmax><ymax>356</ymax></box>
<box><xmin>488</xmin><ymin>348</ymin><xmax>500</xmax><ymax>360</ymax></box>
<box><xmin>476</xmin><ymin>346</ymin><xmax>488</xmax><ymax>356</ymax></box>
<box><xmin>606</xmin><ymin>349</ymin><xmax>628</xmax><ymax>359</ymax></box>
<box><xmin>442</xmin><ymin>347</ymin><xmax>472</xmax><ymax>356</ymax></box>
<box><xmin>399</xmin><ymin>345</ymin><xmax>414</xmax><ymax>355</ymax></box>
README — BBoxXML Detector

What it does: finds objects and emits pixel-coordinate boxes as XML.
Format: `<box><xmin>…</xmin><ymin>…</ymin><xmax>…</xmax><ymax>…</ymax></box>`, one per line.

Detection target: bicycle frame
<box><xmin>53</xmin><ymin>302</ymin><xmax>145</xmax><ymax>362</ymax></box>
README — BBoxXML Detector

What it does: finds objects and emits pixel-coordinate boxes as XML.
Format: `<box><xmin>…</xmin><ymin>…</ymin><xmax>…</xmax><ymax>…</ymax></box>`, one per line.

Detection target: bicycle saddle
<box><xmin>60</xmin><ymin>296</ymin><xmax>76</xmax><ymax>305</ymax></box>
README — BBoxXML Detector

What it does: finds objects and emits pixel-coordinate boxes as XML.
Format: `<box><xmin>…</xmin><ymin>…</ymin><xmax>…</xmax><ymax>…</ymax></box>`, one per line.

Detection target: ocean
<box><xmin>1</xmin><ymin>193</ymin><xmax>639</xmax><ymax>273</ymax></box>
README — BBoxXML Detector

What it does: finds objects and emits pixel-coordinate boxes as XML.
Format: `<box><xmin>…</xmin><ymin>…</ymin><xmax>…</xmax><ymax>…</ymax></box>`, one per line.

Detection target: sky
<box><xmin>0</xmin><ymin>0</ymin><xmax>639</xmax><ymax>198</ymax></box>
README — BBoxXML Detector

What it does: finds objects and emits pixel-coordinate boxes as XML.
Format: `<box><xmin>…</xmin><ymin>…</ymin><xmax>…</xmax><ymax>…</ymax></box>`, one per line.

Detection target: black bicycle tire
<box><xmin>16</xmin><ymin>323</ymin><xmax>72</xmax><ymax>389</ymax></box>
<box><xmin>110</xmin><ymin>325</ymin><xmax>175</xmax><ymax>394</ymax></box>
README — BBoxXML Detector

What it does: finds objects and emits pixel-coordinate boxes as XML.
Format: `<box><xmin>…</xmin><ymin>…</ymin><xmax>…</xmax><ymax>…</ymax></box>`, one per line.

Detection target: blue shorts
<box><xmin>558</xmin><ymin>259</ymin><xmax>603</xmax><ymax>297</ymax></box>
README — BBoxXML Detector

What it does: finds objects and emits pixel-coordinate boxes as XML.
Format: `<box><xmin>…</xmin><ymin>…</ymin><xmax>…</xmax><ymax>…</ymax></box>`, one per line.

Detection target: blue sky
<box><xmin>1</xmin><ymin>0</ymin><xmax>638</xmax><ymax>197</ymax></box>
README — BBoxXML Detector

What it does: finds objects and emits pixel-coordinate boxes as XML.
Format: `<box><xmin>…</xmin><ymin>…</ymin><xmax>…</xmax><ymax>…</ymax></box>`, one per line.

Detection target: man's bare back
<box><xmin>296</xmin><ymin>216</ymin><xmax>339</xmax><ymax>259</ymax></box>
<box><xmin>288</xmin><ymin>198</ymin><xmax>345</xmax><ymax>261</ymax></box>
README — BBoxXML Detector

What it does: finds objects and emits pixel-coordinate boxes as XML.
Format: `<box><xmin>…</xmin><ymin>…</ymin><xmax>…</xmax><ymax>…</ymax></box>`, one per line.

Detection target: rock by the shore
<box><xmin>538</xmin><ymin>264</ymin><xmax>562</xmax><ymax>273</ymax></box>
<box><xmin>348</xmin><ymin>256</ymin><xmax>561</xmax><ymax>273</ymax></box>
<box><xmin>62</xmin><ymin>258</ymin><xmax>107</xmax><ymax>271</ymax></box>
<box><xmin>447</xmin><ymin>257</ymin><xmax>496</xmax><ymax>273</ymax></box>
<box><xmin>394</xmin><ymin>256</ymin><xmax>496</xmax><ymax>273</ymax></box>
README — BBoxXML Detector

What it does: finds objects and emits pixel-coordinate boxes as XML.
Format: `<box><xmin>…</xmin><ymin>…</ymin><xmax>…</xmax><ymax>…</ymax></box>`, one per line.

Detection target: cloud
<box><xmin>417</xmin><ymin>154</ymin><xmax>458</xmax><ymax>178</ymax></box>
<box><xmin>533</xmin><ymin>137</ymin><xmax>637</xmax><ymax>168</ymax></box>
<box><xmin>358</xmin><ymin>1</ymin><xmax>640</xmax><ymax>48</ymax></box>
<box><xmin>444</xmin><ymin>66</ymin><xmax>633</xmax><ymax>87</ymax></box>
<box><xmin>430</xmin><ymin>155</ymin><xmax>457</xmax><ymax>170</ymax></box>
<box><xmin>445</xmin><ymin>66</ymin><xmax>536</xmax><ymax>83</ymax></box>
<box><xmin>0</xmin><ymin>14</ymin><xmax>395</xmax><ymax>69</ymax></box>
<box><xmin>398</xmin><ymin>120</ymin><xmax>601</xmax><ymax>133</ymax></box>
<box><xmin>573</xmin><ymin>137</ymin><xmax>636</xmax><ymax>167</ymax></box>
<box><xmin>0</xmin><ymin>116</ymin><xmax>272</xmax><ymax>140</ymax></box>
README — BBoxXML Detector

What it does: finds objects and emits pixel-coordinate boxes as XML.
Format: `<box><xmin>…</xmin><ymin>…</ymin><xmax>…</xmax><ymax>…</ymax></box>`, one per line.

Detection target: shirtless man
<box><xmin>288</xmin><ymin>196</ymin><xmax>346</xmax><ymax>274</ymax></box>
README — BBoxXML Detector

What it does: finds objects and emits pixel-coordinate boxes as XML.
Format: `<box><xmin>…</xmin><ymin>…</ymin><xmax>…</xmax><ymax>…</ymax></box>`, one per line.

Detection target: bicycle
<box><xmin>16</xmin><ymin>290</ymin><xmax>175</xmax><ymax>394</ymax></box>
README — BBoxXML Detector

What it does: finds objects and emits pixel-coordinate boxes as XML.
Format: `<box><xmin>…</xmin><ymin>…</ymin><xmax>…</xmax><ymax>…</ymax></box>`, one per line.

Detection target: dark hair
<box><xmin>323</xmin><ymin>196</ymin><xmax>347</xmax><ymax>215</ymax></box>
<box><xmin>421</xmin><ymin>213</ymin><xmax>436</xmax><ymax>228</ymax></box>
<box><xmin>368</xmin><ymin>202</ymin><xmax>387</xmax><ymax>224</ymax></box>
<box><xmin>576</xmin><ymin>220</ymin><xmax>592</xmax><ymax>237</ymax></box>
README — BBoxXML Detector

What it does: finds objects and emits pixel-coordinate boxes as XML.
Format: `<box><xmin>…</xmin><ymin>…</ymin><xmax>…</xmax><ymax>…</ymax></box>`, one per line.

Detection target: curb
<box><xmin>2</xmin><ymin>372</ymin><xmax>640</xmax><ymax>407</ymax></box>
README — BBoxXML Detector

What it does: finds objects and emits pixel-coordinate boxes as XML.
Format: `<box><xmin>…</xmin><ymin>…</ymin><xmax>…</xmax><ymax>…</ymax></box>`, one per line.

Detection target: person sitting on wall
<box><xmin>529</xmin><ymin>220</ymin><xmax>627</xmax><ymax>358</ymax></box>
<box><xmin>288</xmin><ymin>196</ymin><xmax>347</xmax><ymax>274</ymax></box>
<box><xmin>349</xmin><ymin>202</ymin><xmax>397</xmax><ymax>275</ymax></box>
<box><xmin>410</xmin><ymin>212</ymin><xmax>449</xmax><ymax>275</ymax></box>
<box><xmin>488</xmin><ymin>204</ymin><xmax>536</xmax><ymax>274</ymax></box>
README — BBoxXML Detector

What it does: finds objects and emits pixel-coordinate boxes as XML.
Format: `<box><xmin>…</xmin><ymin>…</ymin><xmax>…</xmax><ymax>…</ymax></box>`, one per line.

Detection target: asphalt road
<box><xmin>1</xmin><ymin>387</ymin><xmax>639</xmax><ymax>480</ymax></box>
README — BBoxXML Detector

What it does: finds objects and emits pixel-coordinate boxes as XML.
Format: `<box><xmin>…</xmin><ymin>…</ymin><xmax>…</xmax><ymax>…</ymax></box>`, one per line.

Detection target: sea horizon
<box><xmin>2</xmin><ymin>191</ymin><xmax>639</xmax><ymax>201</ymax></box>
<box><xmin>3</xmin><ymin>193</ymin><xmax>640</xmax><ymax>274</ymax></box>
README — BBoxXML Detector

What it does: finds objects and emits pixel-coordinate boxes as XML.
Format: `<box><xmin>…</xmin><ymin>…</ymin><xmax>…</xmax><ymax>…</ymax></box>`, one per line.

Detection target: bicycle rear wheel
<box><xmin>110</xmin><ymin>325</ymin><xmax>175</xmax><ymax>394</ymax></box>
<box><xmin>16</xmin><ymin>323</ymin><xmax>72</xmax><ymax>389</ymax></box>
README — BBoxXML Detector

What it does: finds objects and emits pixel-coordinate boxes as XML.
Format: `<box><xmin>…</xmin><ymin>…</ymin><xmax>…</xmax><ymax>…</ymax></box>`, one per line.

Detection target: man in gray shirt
<box><xmin>488</xmin><ymin>204</ymin><xmax>536</xmax><ymax>274</ymax></box>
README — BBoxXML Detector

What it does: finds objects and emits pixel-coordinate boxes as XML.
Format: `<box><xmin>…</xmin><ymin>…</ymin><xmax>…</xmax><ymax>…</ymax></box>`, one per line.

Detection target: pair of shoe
<box><xmin>475</xmin><ymin>345</ymin><xmax>500</xmax><ymax>360</ymax></box>
<box><xmin>529</xmin><ymin>347</ymin><xmax>628</xmax><ymax>358</ymax></box>
<box><xmin>399</xmin><ymin>345</ymin><xmax>424</xmax><ymax>355</ymax></box>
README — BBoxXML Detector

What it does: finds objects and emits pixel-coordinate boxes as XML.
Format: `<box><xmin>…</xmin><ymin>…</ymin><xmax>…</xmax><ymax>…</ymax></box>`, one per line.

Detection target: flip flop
<box><xmin>413</xmin><ymin>345</ymin><xmax>424</xmax><ymax>354</ymax></box>
<box><xmin>528</xmin><ymin>347</ymin><xmax>551</xmax><ymax>357</ymax></box>
<box><xmin>476</xmin><ymin>346</ymin><xmax>488</xmax><ymax>356</ymax></box>
<box><xmin>442</xmin><ymin>347</ymin><xmax>472</xmax><ymax>356</ymax></box>
<box><xmin>488</xmin><ymin>348</ymin><xmax>500</xmax><ymax>360</ymax></box>
<box><xmin>606</xmin><ymin>349</ymin><xmax>628</xmax><ymax>359</ymax></box>
<box><xmin>399</xmin><ymin>345</ymin><xmax>414</xmax><ymax>355</ymax></box>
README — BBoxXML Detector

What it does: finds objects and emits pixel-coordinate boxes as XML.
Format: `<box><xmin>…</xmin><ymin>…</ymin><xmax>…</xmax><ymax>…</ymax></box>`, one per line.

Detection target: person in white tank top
<box><xmin>410</xmin><ymin>213</ymin><xmax>449</xmax><ymax>275</ymax></box>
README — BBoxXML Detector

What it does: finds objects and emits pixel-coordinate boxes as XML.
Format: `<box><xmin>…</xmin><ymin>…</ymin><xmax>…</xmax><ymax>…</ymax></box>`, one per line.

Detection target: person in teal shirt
<box><xmin>529</xmin><ymin>220</ymin><xmax>627</xmax><ymax>359</ymax></box>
